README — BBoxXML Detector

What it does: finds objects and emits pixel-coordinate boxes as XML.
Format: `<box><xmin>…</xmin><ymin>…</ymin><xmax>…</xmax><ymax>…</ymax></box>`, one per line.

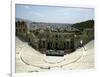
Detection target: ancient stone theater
<box><xmin>16</xmin><ymin>21</ymin><xmax>86</xmax><ymax>56</ymax></box>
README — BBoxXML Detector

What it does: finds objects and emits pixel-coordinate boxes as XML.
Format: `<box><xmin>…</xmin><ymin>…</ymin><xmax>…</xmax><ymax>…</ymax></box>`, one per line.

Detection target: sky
<box><xmin>15</xmin><ymin>4</ymin><xmax>94</xmax><ymax>23</ymax></box>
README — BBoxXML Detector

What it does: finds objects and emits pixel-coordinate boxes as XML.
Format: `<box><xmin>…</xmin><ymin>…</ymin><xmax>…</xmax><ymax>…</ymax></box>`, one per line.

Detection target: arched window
<box><xmin>19</xmin><ymin>29</ymin><xmax>21</xmax><ymax>32</ymax></box>
<box><xmin>56</xmin><ymin>34</ymin><xmax>58</xmax><ymax>38</ymax></box>
<box><xmin>66</xmin><ymin>41</ymin><xmax>69</xmax><ymax>49</ymax></box>
<box><xmin>42</xmin><ymin>41</ymin><xmax>45</xmax><ymax>48</ymax></box>
<box><xmin>55</xmin><ymin>42</ymin><xmax>58</xmax><ymax>49</ymax></box>
<box><xmin>23</xmin><ymin>29</ymin><xmax>25</xmax><ymax>33</ymax></box>
<box><xmin>64</xmin><ymin>42</ymin><xmax>66</xmax><ymax>49</ymax></box>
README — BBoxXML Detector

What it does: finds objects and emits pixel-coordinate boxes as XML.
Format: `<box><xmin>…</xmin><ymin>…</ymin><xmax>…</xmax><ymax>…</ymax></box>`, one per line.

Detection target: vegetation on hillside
<box><xmin>71</xmin><ymin>20</ymin><xmax>94</xmax><ymax>31</ymax></box>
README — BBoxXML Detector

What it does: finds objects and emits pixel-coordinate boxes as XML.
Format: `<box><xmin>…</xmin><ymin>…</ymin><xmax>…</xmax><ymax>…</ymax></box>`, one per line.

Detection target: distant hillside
<box><xmin>16</xmin><ymin>18</ymin><xmax>71</xmax><ymax>26</ymax></box>
<box><xmin>71</xmin><ymin>20</ymin><xmax>94</xmax><ymax>31</ymax></box>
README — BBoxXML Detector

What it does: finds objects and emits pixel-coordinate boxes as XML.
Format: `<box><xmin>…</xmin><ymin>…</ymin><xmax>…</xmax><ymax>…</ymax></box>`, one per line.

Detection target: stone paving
<box><xmin>15</xmin><ymin>37</ymin><xmax>94</xmax><ymax>73</ymax></box>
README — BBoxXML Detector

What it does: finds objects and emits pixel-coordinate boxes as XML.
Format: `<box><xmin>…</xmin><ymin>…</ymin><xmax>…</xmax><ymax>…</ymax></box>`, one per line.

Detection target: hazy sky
<box><xmin>15</xmin><ymin>4</ymin><xmax>94</xmax><ymax>23</ymax></box>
